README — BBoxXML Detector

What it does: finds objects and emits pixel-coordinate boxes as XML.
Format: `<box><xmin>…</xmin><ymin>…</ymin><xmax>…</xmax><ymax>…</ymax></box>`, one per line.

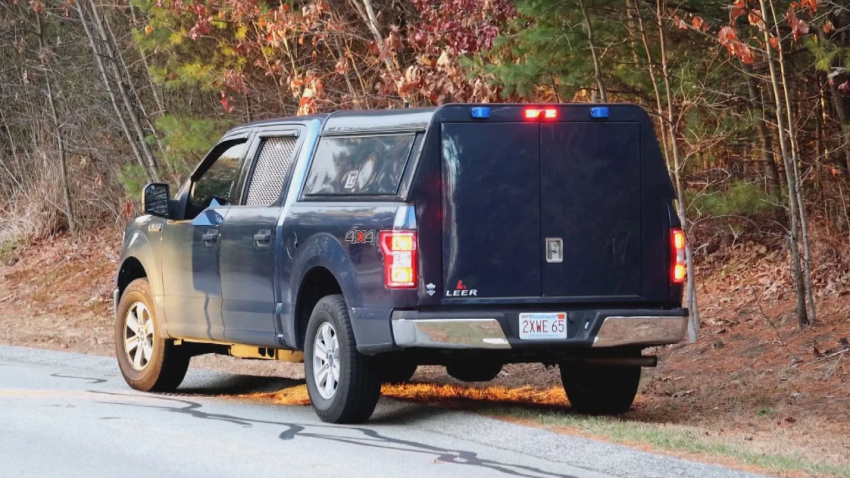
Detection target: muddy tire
<box><xmin>560</xmin><ymin>364</ymin><xmax>640</xmax><ymax>415</ymax></box>
<box><xmin>304</xmin><ymin>294</ymin><xmax>381</xmax><ymax>423</ymax></box>
<box><xmin>446</xmin><ymin>361</ymin><xmax>503</xmax><ymax>382</ymax></box>
<box><xmin>115</xmin><ymin>278</ymin><xmax>189</xmax><ymax>392</ymax></box>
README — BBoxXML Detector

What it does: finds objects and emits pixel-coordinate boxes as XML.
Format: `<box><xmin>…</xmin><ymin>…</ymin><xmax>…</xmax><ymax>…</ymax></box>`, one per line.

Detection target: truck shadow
<box><xmin>91</xmin><ymin>389</ymin><xmax>581</xmax><ymax>478</ymax></box>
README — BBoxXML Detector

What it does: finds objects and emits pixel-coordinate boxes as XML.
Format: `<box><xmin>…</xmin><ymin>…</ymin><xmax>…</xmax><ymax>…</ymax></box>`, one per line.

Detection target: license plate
<box><xmin>519</xmin><ymin>312</ymin><xmax>567</xmax><ymax>340</ymax></box>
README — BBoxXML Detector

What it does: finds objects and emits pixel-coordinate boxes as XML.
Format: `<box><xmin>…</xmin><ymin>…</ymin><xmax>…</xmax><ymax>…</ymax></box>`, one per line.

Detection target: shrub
<box><xmin>688</xmin><ymin>181</ymin><xmax>779</xmax><ymax>218</ymax></box>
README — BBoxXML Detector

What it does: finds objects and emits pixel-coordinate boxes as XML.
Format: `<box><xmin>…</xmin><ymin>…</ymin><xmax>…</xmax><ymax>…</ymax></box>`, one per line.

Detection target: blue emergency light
<box><xmin>470</xmin><ymin>107</ymin><xmax>490</xmax><ymax>119</ymax></box>
<box><xmin>590</xmin><ymin>107</ymin><xmax>609</xmax><ymax>119</ymax></box>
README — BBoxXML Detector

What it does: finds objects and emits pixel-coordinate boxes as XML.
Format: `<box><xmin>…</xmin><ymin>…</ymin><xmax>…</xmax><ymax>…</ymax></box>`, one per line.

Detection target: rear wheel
<box><xmin>560</xmin><ymin>364</ymin><xmax>640</xmax><ymax>415</ymax></box>
<box><xmin>446</xmin><ymin>361</ymin><xmax>503</xmax><ymax>382</ymax></box>
<box><xmin>115</xmin><ymin>278</ymin><xmax>189</xmax><ymax>392</ymax></box>
<box><xmin>304</xmin><ymin>295</ymin><xmax>381</xmax><ymax>423</ymax></box>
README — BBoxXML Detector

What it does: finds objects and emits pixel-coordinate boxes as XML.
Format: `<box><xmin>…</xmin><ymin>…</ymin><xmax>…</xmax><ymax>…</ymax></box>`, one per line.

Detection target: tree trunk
<box><xmin>128</xmin><ymin>3</ymin><xmax>166</xmax><ymax>116</ymax></box>
<box><xmin>103</xmin><ymin>11</ymin><xmax>165</xmax><ymax>156</ymax></box>
<box><xmin>87</xmin><ymin>0</ymin><xmax>159</xmax><ymax>181</ymax></box>
<box><xmin>769</xmin><ymin>0</ymin><xmax>815</xmax><ymax>324</ymax></box>
<box><xmin>656</xmin><ymin>0</ymin><xmax>698</xmax><ymax>342</ymax></box>
<box><xmin>632</xmin><ymin>0</ymin><xmax>670</xmax><ymax>168</ymax></box>
<box><xmin>758</xmin><ymin>0</ymin><xmax>808</xmax><ymax>327</ymax></box>
<box><xmin>744</xmin><ymin>66</ymin><xmax>781</xmax><ymax>199</ymax></box>
<box><xmin>75</xmin><ymin>0</ymin><xmax>149</xmax><ymax>179</ymax></box>
<box><xmin>579</xmin><ymin>0</ymin><xmax>607</xmax><ymax>103</ymax></box>
<box><xmin>37</xmin><ymin>15</ymin><xmax>75</xmax><ymax>234</ymax></box>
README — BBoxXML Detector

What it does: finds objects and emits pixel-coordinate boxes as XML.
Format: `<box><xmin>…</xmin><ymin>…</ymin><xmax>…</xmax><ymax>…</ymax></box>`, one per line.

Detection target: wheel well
<box><xmin>295</xmin><ymin>267</ymin><xmax>342</xmax><ymax>349</ymax></box>
<box><xmin>117</xmin><ymin>257</ymin><xmax>147</xmax><ymax>299</ymax></box>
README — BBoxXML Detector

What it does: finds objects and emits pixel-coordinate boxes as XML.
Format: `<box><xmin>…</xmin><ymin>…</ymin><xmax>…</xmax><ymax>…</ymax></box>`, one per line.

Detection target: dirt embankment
<box><xmin>1</xmin><ymin>230</ymin><xmax>849</xmax><ymax>477</ymax></box>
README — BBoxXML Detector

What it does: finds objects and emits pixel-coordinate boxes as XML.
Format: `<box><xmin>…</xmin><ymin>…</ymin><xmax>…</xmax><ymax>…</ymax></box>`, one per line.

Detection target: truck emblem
<box><xmin>446</xmin><ymin>280</ymin><xmax>477</xmax><ymax>297</ymax></box>
<box><xmin>344</xmin><ymin>171</ymin><xmax>358</xmax><ymax>189</ymax></box>
<box><xmin>426</xmin><ymin>283</ymin><xmax>436</xmax><ymax>296</ymax></box>
<box><xmin>345</xmin><ymin>229</ymin><xmax>375</xmax><ymax>245</ymax></box>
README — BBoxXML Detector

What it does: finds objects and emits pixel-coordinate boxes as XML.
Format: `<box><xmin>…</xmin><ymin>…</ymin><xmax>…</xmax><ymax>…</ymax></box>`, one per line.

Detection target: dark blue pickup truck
<box><xmin>114</xmin><ymin>104</ymin><xmax>688</xmax><ymax>423</ymax></box>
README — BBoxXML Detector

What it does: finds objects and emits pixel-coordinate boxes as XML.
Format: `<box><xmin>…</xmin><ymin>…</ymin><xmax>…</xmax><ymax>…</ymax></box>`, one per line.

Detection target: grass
<box><xmin>245</xmin><ymin>381</ymin><xmax>850</xmax><ymax>477</ymax></box>
<box><xmin>489</xmin><ymin>407</ymin><xmax>850</xmax><ymax>478</ymax></box>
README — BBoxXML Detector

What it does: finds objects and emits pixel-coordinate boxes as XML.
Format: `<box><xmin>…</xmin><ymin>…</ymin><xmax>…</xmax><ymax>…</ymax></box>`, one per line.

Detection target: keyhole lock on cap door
<box><xmin>545</xmin><ymin>238</ymin><xmax>563</xmax><ymax>263</ymax></box>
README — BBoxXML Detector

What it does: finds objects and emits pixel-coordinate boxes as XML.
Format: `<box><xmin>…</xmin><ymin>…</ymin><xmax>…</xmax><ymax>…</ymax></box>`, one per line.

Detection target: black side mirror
<box><xmin>142</xmin><ymin>182</ymin><xmax>171</xmax><ymax>218</ymax></box>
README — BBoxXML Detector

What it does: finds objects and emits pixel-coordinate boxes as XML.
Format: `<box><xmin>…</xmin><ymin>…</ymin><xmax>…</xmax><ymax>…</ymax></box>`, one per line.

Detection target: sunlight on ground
<box><xmin>381</xmin><ymin>382</ymin><xmax>569</xmax><ymax>408</ymax></box>
<box><xmin>240</xmin><ymin>382</ymin><xmax>569</xmax><ymax>409</ymax></box>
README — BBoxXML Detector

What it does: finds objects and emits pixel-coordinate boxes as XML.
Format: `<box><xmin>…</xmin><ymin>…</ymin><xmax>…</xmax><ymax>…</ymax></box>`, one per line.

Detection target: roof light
<box><xmin>524</xmin><ymin>108</ymin><xmax>542</xmax><ymax>119</ymax></box>
<box><xmin>544</xmin><ymin>108</ymin><xmax>557</xmax><ymax>119</ymax></box>
<box><xmin>590</xmin><ymin>106</ymin><xmax>609</xmax><ymax>119</ymax></box>
<box><xmin>471</xmin><ymin>107</ymin><xmax>490</xmax><ymax>119</ymax></box>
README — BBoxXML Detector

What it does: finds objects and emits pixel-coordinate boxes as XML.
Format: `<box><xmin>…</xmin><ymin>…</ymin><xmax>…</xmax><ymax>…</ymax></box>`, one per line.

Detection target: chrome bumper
<box><xmin>390</xmin><ymin>314</ymin><xmax>687</xmax><ymax>350</ymax></box>
<box><xmin>391</xmin><ymin>318</ymin><xmax>510</xmax><ymax>349</ymax></box>
<box><xmin>592</xmin><ymin>316</ymin><xmax>688</xmax><ymax>348</ymax></box>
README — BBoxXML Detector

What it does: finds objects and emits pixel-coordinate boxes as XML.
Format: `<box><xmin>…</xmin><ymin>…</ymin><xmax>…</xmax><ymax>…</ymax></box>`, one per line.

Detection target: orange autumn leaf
<box><xmin>748</xmin><ymin>9</ymin><xmax>765</xmax><ymax>29</ymax></box>
<box><xmin>731</xmin><ymin>0</ymin><xmax>746</xmax><ymax>21</ymax></box>
<box><xmin>769</xmin><ymin>35</ymin><xmax>780</xmax><ymax>50</ymax></box>
<box><xmin>822</xmin><ymin>21</ymin><xmax>834</xmax><ymax>34</ymax></box>
<box><xmin>801</xmin><ymin>0</ymin><xmax>817</xmax><ymax>13</ymax></box>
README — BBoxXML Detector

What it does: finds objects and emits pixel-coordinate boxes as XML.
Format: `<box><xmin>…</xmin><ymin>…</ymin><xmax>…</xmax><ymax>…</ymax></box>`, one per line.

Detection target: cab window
<box><xmin>191</xmin><ymin>141</ymin><xmax>248</xmax><ymax>208</ymax></box>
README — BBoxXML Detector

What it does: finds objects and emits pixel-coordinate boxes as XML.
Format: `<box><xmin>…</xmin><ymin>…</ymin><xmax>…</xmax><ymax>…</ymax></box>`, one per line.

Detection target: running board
<box><xmin>177</xmin><ymin>338</ymin><xmax>304</xmax><ymax>363</ymax></box>
<box><xmin>230</xmin><ymin>344</ymin><xmax>304</xmax><ymax>363</ymax></box>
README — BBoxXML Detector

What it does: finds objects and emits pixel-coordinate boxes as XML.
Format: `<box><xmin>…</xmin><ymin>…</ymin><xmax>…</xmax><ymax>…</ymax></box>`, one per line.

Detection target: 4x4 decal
<box><xmin>345</xmin><ymin>229</ymin><xmax>375</xmax><ymax>245</ymax></box>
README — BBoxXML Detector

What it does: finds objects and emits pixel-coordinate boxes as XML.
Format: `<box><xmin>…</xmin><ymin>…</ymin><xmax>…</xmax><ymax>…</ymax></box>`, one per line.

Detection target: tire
<box><xmin>115</xmin><ymin>278</ymin><xmax>190</xmax><ymax>392</ymax></box>
<box><xmin>446</xmin><ymin>361</ymin><xmax>503</xmax><ymax>382</ymax></box>
<box><xmin>379</xmin><ymin>359</ymin><xmax>417</xmax><ymax>384</ymax></box>
<box><xmin>304</xmin><ymin>294</ymin><xmax>381</xmax><ymax>423</ymax></box>
<box><xmin>560</xmin><ymin>364</ymin><xmax>640</xmax><ymax>415</ymax></box>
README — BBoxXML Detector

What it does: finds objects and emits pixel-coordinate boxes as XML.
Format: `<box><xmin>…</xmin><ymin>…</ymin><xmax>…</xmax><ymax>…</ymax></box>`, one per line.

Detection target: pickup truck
<box><xmin>114</xmin><ymin>104</ymin><xmax>688</xmax><ymax>423</ymax></box>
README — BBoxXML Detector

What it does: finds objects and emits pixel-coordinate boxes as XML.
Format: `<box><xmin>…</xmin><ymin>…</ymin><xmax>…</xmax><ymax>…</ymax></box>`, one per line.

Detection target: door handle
<box><xmin>253</xmin><ymin>230</ymin><xmax>272</xmax><ymax>246</ymax></box>
<box><xmin>201</xmin><ymin>231</ymin><xmax>219</xmax><ymax>244</ymax></box>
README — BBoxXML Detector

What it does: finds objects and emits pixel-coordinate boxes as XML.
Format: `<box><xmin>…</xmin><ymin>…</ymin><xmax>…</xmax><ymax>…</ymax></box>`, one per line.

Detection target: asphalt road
<box><xmin>0</xmin><ymin>345</ymin><xmax>769</xmax><ymax>478</ymax></box>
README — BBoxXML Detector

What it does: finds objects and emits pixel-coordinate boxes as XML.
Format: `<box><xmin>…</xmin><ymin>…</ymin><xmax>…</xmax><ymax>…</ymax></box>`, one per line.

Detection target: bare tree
<box><xmin>757</xmin><ymin>0</ymin><xmax>809</xmax><ymax>326</ymax></box>
<box><xmin>655</xmin><ymin>0</ymin><xmax>699</xmax><ymax>341</ymax></box>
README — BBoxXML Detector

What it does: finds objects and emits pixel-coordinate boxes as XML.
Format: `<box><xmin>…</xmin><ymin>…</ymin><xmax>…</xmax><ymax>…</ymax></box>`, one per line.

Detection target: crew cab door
<box><xmin>219</xmin><ymin>127</ymin><xmax>303</xmax><ymax>346</ymax></box>
<box><xmin>161</xmin><ymin>137</ymin><xmax>249</xmax><ymax>340</ymax></box>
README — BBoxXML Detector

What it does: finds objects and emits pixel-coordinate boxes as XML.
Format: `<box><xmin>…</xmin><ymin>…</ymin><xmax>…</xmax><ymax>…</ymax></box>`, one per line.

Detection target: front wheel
<box><xmin>115</xmin><ymin>278</ymin><xmax>189</xmax><ymax>392</ymax></box>
<box><xmin>560</xmin><ymin>364</ymin><xmax>640</xmax><ymax>415</ymax></box>
<box><xmin>304</xmin><ymin>295</ymin><xmax>381</xmax><ymax>423</ymax></box>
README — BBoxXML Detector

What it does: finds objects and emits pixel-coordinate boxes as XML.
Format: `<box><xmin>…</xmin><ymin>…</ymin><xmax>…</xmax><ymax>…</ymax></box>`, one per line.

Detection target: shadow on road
<box><xmin>91</xmin><ymin>389</ymin><xmax>579</xmax><ymax>478</ymax></box>
<box><xmin>178</xmin><ymin>374</ymin><xmax>305</xmax><ymax>395</ymax></box>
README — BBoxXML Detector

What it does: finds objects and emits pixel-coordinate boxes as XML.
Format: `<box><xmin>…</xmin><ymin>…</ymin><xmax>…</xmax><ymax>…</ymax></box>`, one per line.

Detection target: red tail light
<box><xmin>379</xmin><ymin>231</ymin><xmax>417</xmax><ymax>289</ymax></box>
<box><xmin>671</xmin><ymin>228</ymin><xmax>686</xmax><ymax>283</ymax></box>
<box><xmin>524</xmin><ymin>108</ymin><xmax>557</xmax><ymax>120</ymax></box>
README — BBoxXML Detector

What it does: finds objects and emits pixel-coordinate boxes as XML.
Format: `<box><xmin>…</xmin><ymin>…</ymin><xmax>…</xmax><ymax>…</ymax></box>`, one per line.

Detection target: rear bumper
<box><xmin>390</xmin><ymin>308</ymin><xmax>688</xmax><ymax>350</ymax></box>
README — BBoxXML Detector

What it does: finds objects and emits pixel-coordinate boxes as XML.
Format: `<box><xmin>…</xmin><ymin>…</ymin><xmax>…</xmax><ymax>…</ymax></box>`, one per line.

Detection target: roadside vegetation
<box><xmin>1</xmin><ymin>0</ymin><xmax>849</xmax><ymax>476</ymax></box>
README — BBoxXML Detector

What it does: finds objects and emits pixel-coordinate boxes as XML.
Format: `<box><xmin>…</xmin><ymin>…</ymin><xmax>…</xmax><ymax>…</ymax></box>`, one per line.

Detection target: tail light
<box><xmin>524</xmin><ymin>107</ymin><xmax>557</xmax><ymax>120</ymax></box>
<box><xmin>379</xmin><ymin>231</ymin><xmax>417</xmax><ymax>289</ymax></box>
<box><xmin>671</xmin><ymin>228</ymin><xmax>686</xmax><ymax>283</ymax></box>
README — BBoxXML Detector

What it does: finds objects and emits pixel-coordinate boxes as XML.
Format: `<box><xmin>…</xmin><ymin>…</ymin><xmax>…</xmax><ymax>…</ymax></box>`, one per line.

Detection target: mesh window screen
<box><xmin>245</xmin><ymin>136</ymin><xmax>298</xmax><ymax>206</ymax></box>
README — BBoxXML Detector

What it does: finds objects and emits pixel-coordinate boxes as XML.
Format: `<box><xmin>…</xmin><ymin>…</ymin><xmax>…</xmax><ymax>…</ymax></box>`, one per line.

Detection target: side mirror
<box><xmin>142</xmin><ymin>182</ymin><xmax>171</xmax><ymax>218</ymax></box>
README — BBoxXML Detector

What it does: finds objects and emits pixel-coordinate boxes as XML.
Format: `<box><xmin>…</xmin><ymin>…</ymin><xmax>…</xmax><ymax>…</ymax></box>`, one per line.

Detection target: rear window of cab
<box><xmin>303</xmin><ymin>134</ymin><xmax>415</xmax><ymax>196</ymax></box>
